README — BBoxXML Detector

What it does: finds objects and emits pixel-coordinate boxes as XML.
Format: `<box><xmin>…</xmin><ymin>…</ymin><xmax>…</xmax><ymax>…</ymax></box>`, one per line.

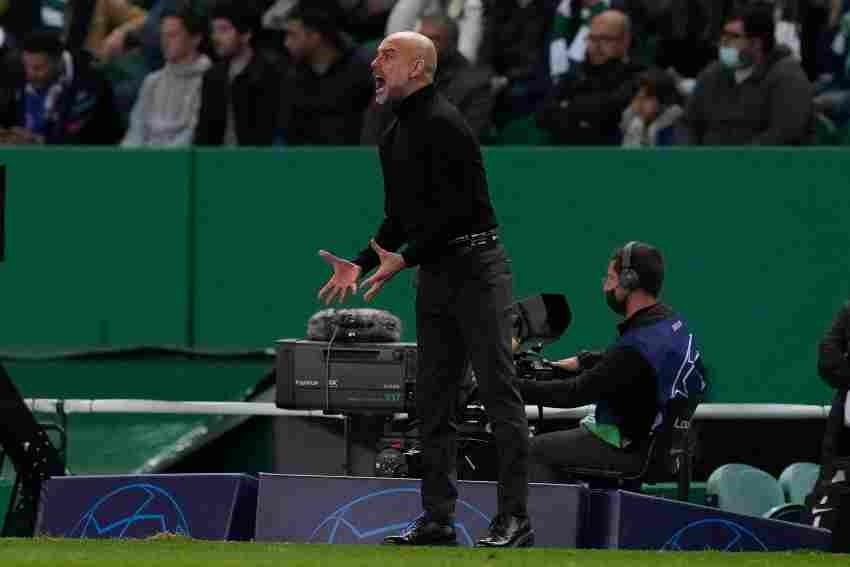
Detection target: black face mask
<box><xmin>605</xmin><ymin>288</ymin><xmax>627</xmax><ymax>316</ymax></box>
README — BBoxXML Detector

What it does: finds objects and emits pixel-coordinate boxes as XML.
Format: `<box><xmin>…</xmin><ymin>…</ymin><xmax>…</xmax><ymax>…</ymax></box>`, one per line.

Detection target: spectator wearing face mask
<box><xmin>683</xmin><ymin>2</ymin><xmax>814</xmax><ymax>145</ymax></box>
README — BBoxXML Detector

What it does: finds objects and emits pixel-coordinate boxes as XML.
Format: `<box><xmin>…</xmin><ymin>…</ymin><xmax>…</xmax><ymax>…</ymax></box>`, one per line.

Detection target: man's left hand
<box><xmin>361</xmin><ymin>239</ymin><xmax>406</xmax><ymax>302</ymax></box>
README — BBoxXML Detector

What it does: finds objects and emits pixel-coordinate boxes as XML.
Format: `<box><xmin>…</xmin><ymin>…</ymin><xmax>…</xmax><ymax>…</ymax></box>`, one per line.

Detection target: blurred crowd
<box><xmin>0</xmin><ymin>0</ymin><xmax>847</xmax><ymax>147</ymax></box>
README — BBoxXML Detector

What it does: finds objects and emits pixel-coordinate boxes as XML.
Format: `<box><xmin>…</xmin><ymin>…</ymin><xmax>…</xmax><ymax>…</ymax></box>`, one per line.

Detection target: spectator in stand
<box><xmin>63</xmin><ymin>0</ymin><xmax>147</xmax><ymax>62</ymax></box>
<box><xmin>812</xmin><ymin>0</ymin><xmax>850</xmax><ymax>126</ymax></box>
<box><xmin>194</xmin><ymin>0</ymin><xmax>280</xmax><ymax>146</ymax></box>
<box><xmin>636</xmin><ymin>0</ymin><xmax>715</xmax><ymax>78</ymax></box>
<box><xmin>537</xmin><ymin>9</ymin><xmax>643</xmax><ymax>145</ymax></box>
<box><xmin>278</xmin><ymin>5</ymin><xmax>374</xmax><ymax>145</ymax></box>
<box><xmin>620</xmin><ymin>67</ymin><xmax>684</xmax><ymax>147</ymax></box>
<box><xmin>0</xmin><ymin>29</ymin><xmax>122</xmax><ymax>145</ymax></box>
<box><xmin>548</xmin><ymin>0</ymin><xmax>610</xmax><ymax>83</ymax></box>
<box><xmin>0</xmin><ymin>2</ymin><xmax>43</xmax><ymax>46</ymax></box>
<box><xmin>386</xmin><ymin>0</ymin><xmax>484</xmax><ymax>63</ymax></box>
<box><xmin>480</xmin><ymin>0</ymin><xmax>551</xmax><ymax>124</ymax></box>
<box><xmin>264</xmin><ymin>0</ymin><xmax>396</xmax><ymax>45</ymax></box>
<box><xmin>0</xmin><ymin>13</ymin><xmax>24</xmax><ymax>132</ymax></box>
<box><xmin>683</xmin><ymin>2</ymin><xmax>814</xmax><ymax>145</ymax></box>
<box><xmin>122</xmin><ymin>5</ymin><xmax>210</xmax><ymax>147</ymax></box>
<box><xmin>362</xmin><ymin>12</ymin><xmax>493</xmax><ymax>142</ymax></box>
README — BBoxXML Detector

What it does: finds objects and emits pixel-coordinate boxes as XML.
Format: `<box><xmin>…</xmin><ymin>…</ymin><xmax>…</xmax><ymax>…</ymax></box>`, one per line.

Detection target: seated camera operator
<box><xmin>520</xmin><ymin>241</ymin><xmax>706</xmax><ymax>481</ymax></box>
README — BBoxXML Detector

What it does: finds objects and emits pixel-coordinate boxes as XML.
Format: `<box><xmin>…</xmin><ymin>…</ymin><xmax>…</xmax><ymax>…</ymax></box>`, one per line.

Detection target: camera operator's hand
<box><xmin>553</xmin><ymin>357</ymin><xmax>580</xmax><ymax>372</ymax></box>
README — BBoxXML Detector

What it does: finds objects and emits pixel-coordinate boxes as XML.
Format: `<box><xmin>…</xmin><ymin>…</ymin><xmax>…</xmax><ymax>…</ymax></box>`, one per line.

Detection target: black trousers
<box><xmin>415</xmin><ymin>242</ymin><xmax>529</xmax><ymax>521</ymax></box>
<box><xmin>530</xmin><ymin>426</ymin><xmax>647</xmax><ymax>483</ymax></box>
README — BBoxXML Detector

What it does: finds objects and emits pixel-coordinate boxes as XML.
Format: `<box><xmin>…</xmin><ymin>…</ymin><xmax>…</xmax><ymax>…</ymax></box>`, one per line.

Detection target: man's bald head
<box><xmin>371</xmin><ymin>31</ymin><xmax>438</xmax><ymax>104</ymax></box>
<box><xmin>384</xmin><ymin>31</ymin><xmax>437</xmax><ymax>80</ymax></box>
<box><xmin>595</xmin><ymin>9</ymin><xmax>630</xmax><ymax>36</ymax></box>
<box><xmin>586</xmin><ymin>9</ymin><xmax>631</xmax><ymax>67</ymax></box>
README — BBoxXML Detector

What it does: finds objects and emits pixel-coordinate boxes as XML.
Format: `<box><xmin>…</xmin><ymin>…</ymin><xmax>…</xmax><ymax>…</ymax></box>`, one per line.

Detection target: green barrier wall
<box><xmin>2</xmin><ymin>148</ymin><xmax>847</xmax><ymax>405</ymax></box>
<box><xmin>0</xmin><ymin>148</ymin><xmax>192</xmax><ymax>351</ymax></box>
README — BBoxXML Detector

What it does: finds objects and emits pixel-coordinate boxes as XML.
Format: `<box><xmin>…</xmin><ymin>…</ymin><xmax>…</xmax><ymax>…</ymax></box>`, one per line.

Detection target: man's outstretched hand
<box><xmin>361</xmin><ymin>239</ymin><xmax>406</xmax><ymax>302</ymax></box>
<box><xmin>317</xmin><ymin>250</ymin><xmax>362</xmax><ymax>305</ymax></box>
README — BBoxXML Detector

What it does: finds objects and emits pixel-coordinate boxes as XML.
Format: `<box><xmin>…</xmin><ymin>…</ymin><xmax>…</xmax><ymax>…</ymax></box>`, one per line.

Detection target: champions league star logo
<box><xmin>68</xmin><ymin>484</ymin><xmax>190</xmax><ymax>539</ymax></box>
<box><xmin>661</xmin><ymin>519</ymin><xmax>769</xmax><ymax>551</ymax></box>
<box><xmin>309</xmin><ymin>488</ymin><xmax>491</xmax><ymax>546</ymax></box>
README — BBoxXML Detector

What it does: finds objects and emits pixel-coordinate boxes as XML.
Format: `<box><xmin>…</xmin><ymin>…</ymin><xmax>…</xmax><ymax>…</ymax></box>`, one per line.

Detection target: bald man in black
<box><xmin>317</xmin><ymin>32</ymin><xmax>532</xmax><ymax>548</ymax></box>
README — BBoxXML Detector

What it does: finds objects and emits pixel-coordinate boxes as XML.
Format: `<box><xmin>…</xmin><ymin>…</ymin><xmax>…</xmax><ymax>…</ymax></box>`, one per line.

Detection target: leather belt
<box><xmin>446</xmin><ymin>228</ymin><xmax>499</xmax><ymax>248</ymax></box>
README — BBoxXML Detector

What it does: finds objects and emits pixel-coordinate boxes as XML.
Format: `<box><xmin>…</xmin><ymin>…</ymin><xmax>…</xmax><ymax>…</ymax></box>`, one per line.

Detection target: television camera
<box><xmin>275</xmin><ymin>293</ymin><xmax>572</xmax><ymax>479</ymax></box>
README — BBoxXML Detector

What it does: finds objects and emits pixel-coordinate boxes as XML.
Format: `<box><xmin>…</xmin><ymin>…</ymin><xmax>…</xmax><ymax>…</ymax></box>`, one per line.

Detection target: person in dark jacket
<box><xmin>2</xmin><ymin>29</ymin><xmax>121</xmax><ymax>145</ymax></box>
<box><xmin>316</xmin><ymin>31</ymin><xmax>533</xmax><ymax>549</ymax></box>
<box><xmin>481</xmin><ymin>0</ymin><xmax>551</xmax><ymax>123</ymax></box>
<box><xmin>683</xmin><ymin>3</ymin><xmax>814</xmax><ymax>146</ymax></box>
<box><xmin>278</xmin><ymin>5</ymin><xmax>373</xmax><ymax>145</ymax></box>
<box><xmin>521</xmin><ymin>242</ymin><xmax>707</xmax><ymax>480</ymax></box>
<box><xmin>361</xmin><ymin>12</ymin><xmax>494</xmax><ymax>143</ymax></box>
<box><xmin>817</xmin><ymin>300</ymin><xmax>850</xmax><ymax>485</ymax></box>
<box><xmin>0</xmin><ymin>1</ymin><xmax>42</xmax><ymax>46</ymax></box>
<box><xmin>194</xmin><ymin>1</ymin><xmax>280</xmax><ymax>146</ymax></box>
<box><xmin>537</xmin><ymin>9</ymin><xmax>644</xmax><ymax>145</ymax></box>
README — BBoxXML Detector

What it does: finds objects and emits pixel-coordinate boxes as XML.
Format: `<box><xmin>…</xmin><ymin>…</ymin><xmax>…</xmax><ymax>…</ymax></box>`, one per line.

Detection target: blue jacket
<box><xmin>10</xmin><ymin>50</ymin><xmax>122</xmax><ymax>145</ymax></box>
<box><xmin>521</xmin><ymin>303</ymin><xmax>707</xmax><ymax>444</ymax></box>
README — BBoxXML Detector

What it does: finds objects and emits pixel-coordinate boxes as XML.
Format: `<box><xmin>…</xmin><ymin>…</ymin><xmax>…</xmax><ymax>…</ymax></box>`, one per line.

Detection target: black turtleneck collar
<box><xmin>394</xmin><ymin>83</ymin><xmax>437</xmax><ymax>119</ymax></box>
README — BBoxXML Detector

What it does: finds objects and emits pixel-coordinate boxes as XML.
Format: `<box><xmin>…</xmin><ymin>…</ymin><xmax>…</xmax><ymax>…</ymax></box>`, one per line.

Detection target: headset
<box><xmin>618</xmin><ymin>241</ymin><xmax>641</xmax><ymax>293</ymax></box>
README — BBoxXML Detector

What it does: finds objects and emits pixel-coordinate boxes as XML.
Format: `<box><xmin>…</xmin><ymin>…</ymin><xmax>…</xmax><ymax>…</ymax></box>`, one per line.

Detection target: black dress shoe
<box><xmin>476</xmin><ymin>515</ymin><xmax>534</xmax><ymax>548</ymax></box>
<box><xmin>383</xmin><ymin>516</ymin><xmax>458</xmax><ymax>546</ymax></box>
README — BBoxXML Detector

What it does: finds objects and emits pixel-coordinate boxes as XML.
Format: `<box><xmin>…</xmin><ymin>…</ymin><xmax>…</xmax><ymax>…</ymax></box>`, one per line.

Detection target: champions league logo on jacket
<box><xmin>67</xmin><ymin>484</ymin><xmax>190</xmax><ymax>539</ymax></box>
<box><xmin>308</xmin><ymin>487</ymin><xmax>491</xmax><ymax>546</ymax></box>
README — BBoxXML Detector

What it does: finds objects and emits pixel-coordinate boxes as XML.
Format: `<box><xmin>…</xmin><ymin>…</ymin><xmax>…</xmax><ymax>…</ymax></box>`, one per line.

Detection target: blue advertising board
<box><xmin>36</xmin><ymin>474</ymin><xmax>258</xmax><ymax>540</ymax></box>
<box><xmin>255</xmin><ymin>474</ymin><xmax>586</xmax><ymax>547</ymax></box>
<box><xmin>584</xmin><ymin>490</ymin><xmax>831</xmax><ymax>551</ymax></box>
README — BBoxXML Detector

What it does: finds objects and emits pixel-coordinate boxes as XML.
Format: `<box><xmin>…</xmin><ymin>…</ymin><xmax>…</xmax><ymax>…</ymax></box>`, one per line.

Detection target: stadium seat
<box><xmin>706</xmin><ymin>464</ymin><xmax>785</xmax><ymax>517</ymax></box>
<box><xmin>559</xmin><ymin>396</ymin><xmax>700</xmax><ymax>501</ymax></box>
<box><xmin>764</xmin><ymin>502</ymin><xmax>807</xmax><ymax>524</ymax></box>
<box><xmin>779</xmin><ymin>462</ymin><xmax>820</xmax><ymax>505</ymax></box>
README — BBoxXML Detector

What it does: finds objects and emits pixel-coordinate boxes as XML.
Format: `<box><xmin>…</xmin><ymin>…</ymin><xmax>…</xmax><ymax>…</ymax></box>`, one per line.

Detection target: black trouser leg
<box><xmin>415</xmin><ymin>268</ymin><xmax>466</xmax><ymax>522</ymax></box>
<box><xmin>453</xmin><ymin>245</ymin><xmax>529</xmax><ymax>519</ymax></box>
<box><xmin>415</xmin><ymin>243</ymin><xmax>529</xmax><ymax>521</ymax></box>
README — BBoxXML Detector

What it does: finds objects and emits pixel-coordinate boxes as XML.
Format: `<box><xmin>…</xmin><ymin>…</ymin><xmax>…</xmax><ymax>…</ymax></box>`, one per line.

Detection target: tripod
<box><xmin>0</xmin><ymin>363</ymin><xmax>65</xmax><ymax>536</ymax></box>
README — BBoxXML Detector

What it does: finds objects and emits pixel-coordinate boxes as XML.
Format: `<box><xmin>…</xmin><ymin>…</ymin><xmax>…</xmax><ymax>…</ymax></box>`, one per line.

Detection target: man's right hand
<box><xmin>317</xmin><ymin>250</ymin><xmax>362</xmax><ymax>305</ymax></box>
<box><xmin>552</xmin><ymin>357</ymin><xmax>580</xmax><ymax>372</ymax></box>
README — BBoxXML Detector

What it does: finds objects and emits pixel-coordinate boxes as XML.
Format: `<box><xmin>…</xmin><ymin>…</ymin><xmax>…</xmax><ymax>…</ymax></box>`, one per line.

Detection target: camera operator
<box><xmin>519</xmin><ymin>241</ymin><xmax>707</xmax><ymax>481</ymax></box>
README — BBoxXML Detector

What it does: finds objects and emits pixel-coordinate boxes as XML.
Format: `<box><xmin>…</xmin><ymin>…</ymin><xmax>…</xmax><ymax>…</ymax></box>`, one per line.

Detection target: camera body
<box><xmin>514</xmin><ymin>349</ymin><xmax>560</xmax><ymax>382</ymax></box>
<box><xmin>374</xmin><ymin>346</ymin><xmax>564</xmax><ymax>479</ymax></box>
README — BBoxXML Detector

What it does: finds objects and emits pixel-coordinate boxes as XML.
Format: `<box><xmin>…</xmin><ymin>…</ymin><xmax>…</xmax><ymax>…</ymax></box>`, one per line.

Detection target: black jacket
<box><xmin>480</xmin><ymin>0</ymin><xmax>548</xmax><ymax>82</ymax></box>
<box><xmin>537</xmin><ymin>58</ymin><xmax>644</xmax><ymax>145</ymax></box>
<box><xmin>194</xmin><ymin>52</ymin><xmax>281</xmax><ymax>146</ymax></box>
<box><xmin>521</xmin><ymin>303</ymin><xmax>682</xmax><ymax>444</ymax></box>
<box><xmin>279</xmin><ymin>42</ymin><xmax>374</xmax><ymax>145</ymax></box>
<box><xmin>351</xmin><ymin>84</ymin><xmax>497</xmax><ymax>271</ymax></box>
<box><xmin>683</xmin><ymin>46</ymin><xmax>814</xmax><ymax>146</ymax></box>
<box><xmin>361</xmin><ymin>48</ymin><xmax>494</xmax><ymax>143</ymax></box>
<box><xmin>817</xmin><ymin>301</ymin><xmax>850</xmax><ymax>478</ymax></box>
<box><xmin>0</xmin><ymin>1</ymin><xmax>42</xmax><ymax>44</ymax></box>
